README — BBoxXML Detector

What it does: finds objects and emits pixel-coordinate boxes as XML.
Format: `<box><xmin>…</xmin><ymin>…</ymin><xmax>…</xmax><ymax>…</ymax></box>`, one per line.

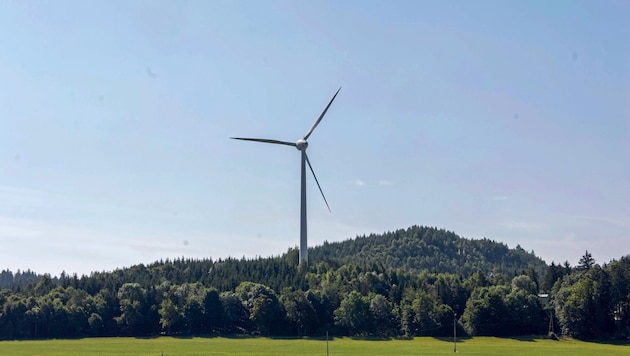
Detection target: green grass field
<box><xmin>0</xmin><ymin>336</ymin><xmax>627</xmax><ymax>355</ymax></box>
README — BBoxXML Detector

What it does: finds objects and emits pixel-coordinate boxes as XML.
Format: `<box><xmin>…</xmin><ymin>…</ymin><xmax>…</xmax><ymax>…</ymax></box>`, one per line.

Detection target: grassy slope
<box><xmin>0</xmin><ymin>336</ymin><xmax>627</xmax><ymax>356</ymax></box>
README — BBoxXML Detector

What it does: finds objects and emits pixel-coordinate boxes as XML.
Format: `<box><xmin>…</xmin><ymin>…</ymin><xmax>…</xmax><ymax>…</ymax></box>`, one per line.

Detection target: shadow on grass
<box><xmin>351</xmin><ymin>336</ymin><xmax>396</xmax><ymax>341</ymax></box>
<box><xmin>432</xmin><ymin>336</ymin><xmax>470</xmax><ymax>344</ymax></box>
<box><xmin>504</xmin><ymin>335</ymin><xmax>543</xmax><ymax>342</ymax></box>
<box><xmin>158</xmin><ymin>334</ymin><xmax>397</xmax><ymax>342</ymax></box>
<box><xmin>504</xmin><ymin>335</ymin><xmax>629</xmax><ymax>346</ymax></box>
<box><xmin>588</xmin><ymin>338</ymin><xmax>630</xmax><ymax>346</ymax></box>
<box><xmin>432</xmin><ymin>335</ymin><xmax>563</xmax><ymax>343</ymax></box>
<box><xmin>134</xmin><ymin>333</ymin><xmax>218</xmax><ymax>340</ymax></box>
<box><xmin>200</xmin><ymin>333</ymin><xmax>336</xmax><ymax>340</ymax></box>
<box><xmin>445</xmin><ymin>335</ymin><xmax>553</xmax><ymax>343</ymax></box>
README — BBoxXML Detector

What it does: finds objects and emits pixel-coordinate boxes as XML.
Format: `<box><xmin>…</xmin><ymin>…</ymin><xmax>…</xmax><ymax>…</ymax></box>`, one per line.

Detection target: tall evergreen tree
<box><xmin>578</xmin><ymin>251</ymin><xmax>596</xmax><ymax>270</ymax></box>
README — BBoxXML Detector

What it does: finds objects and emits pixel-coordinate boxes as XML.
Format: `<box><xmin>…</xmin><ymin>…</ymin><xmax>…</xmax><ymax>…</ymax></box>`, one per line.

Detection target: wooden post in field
<box><xmin>326</xmin><ymin>330</ymin><xmax>329</xmax><ymax>356</ymax></box>
<box><xmin>453</xmin><ymin>313</ymin><xmax>457</xmax><ymax>353</ymax></box>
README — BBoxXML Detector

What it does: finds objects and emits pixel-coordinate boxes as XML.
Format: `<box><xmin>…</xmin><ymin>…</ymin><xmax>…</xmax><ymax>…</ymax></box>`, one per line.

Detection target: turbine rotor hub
<box><xmin>296</xmin><ymin>139</ymin><xmax>308</xmax><ymax>151</ymax></box>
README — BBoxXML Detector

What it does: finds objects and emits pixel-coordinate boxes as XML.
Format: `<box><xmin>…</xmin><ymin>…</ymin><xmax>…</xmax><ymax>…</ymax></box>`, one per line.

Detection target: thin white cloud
<box><xmin>498</xmin><ymin>220</ymin><xmax>546</xmax><ymax>231</ymax></box>
<box><xmin>574</xmin><ymin>215</ymin><xmax>630</xmax><ymax>229</ymax></box>
<box><xmin>491</xmin><ymin>195</ymin><xmax>509</xmax><ymax>201</ymax></box>
<box><xmin>0</xmin><ymin>184</ymin><xmax>183</xmax><ymax>224</ymax></box>
<box><xmin>0</xmin><ymin>214</ymin><xmax>284</xmax><ymax>276</ymax></box>
<box><xmin>378</xmin><ymin>180</ymin><xmax>394</xmax><ymax>187</ymax></box>
<box><xmin>531</xmin><ymin>232</ymin><xmax>630</xmax><ymax>265</ymax></box>
<box><xmin>351</xmin><ymin>179</ymin><xmax>365</xmax><ymax>187</ymax></box>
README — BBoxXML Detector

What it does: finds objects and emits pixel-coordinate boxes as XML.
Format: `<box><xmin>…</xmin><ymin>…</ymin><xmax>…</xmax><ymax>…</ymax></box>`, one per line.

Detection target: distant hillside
<box><xmin>309</xmin><ymin>225</ymin><xmax>547</xmax><ymax>278</ymax></box>
<box><xmin>0</xmin><ymin>225</ymin><xmax>546</xmax><ymax>291</ymax></box>
<box><xmin>2</xmin><ymin>225</ymin><xmax>626</xmax><ymax>341</ymax></box>
<box><xmin>79</xmin><ymin>225</ymin><xmax>547</xmax><ymax>293</ymax></box>
<box><xmin>0</xmin><ymin>269</ymin><xmax>41</xmax><ymax>289</ymax></box>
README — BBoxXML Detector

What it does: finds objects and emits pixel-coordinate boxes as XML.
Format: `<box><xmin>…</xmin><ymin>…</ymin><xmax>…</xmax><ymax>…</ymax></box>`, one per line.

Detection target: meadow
<box><xmin>0</xmin><ymin>336</ymin><xmax>628</xmax><ymax>355</ymax></box>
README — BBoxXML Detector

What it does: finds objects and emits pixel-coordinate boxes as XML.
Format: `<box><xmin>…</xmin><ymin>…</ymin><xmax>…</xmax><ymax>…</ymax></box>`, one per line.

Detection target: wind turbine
<box><xmin>231</xmin><ymin>87</ymin><xmax>341</xmax><ymax>265</ymax></box>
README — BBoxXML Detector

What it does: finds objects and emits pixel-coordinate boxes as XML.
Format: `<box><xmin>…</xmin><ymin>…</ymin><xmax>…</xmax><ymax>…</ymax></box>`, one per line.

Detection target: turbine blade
<box><xmin>231</xmin><ymin>137</ymin><xmax>296</xmax><ymax>147</ymax></box>
<box><xmin>305</xmin><ymin>153</ymin><xmax>331</xmax><ymax>213</ymax></box>
<box><xmin>303</xmin><ymin>87</ymin><xmax>341</xmax><ymax>140</ymax></box>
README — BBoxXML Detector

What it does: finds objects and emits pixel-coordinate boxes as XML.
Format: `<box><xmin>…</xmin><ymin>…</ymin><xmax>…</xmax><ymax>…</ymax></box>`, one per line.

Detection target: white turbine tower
<box><xmin>231</xmin><ymin>87</ymin><xmax>340</xmax><ymax>265</ymax></box>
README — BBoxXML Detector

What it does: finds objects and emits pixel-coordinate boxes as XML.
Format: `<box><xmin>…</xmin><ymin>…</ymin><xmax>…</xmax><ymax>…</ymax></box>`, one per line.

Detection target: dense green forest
<box><xmin>0</xmin><ymin>226</ymin><xmax>628</xmax><ymax>340</ymax></box>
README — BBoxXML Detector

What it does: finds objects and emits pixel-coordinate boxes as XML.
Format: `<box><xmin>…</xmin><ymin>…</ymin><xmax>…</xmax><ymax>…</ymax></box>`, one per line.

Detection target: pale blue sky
<box><xmin>1</xmin><ymin>1</ymin><xmax>628</xmax><ymax>276</ymax></box>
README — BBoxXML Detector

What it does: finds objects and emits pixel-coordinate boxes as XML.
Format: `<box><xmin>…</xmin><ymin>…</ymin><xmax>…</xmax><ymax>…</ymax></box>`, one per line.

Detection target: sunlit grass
<box><xmin>0</xmin><ymin>336</ymin><xmax>627</xmax><ymax>355</ymax></box>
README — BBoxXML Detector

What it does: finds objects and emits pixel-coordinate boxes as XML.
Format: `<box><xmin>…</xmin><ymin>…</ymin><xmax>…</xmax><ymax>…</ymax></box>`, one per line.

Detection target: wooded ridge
<box><xmin>0</xmin><ymin>225</ymin><xmax>628</xmax><ymax>340</ymax></box>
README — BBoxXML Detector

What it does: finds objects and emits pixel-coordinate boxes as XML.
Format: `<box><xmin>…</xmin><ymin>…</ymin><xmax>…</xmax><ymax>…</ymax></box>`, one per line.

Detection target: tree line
<box><xmin>0</xmin><ymin>226</ymin><xmax>628</xmax><ymax>340</ymax></box>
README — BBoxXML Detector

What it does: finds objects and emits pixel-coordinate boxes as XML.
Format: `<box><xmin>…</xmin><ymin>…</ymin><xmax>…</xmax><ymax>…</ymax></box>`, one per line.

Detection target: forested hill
<box><xmin>309</xmin><ymin>225</ymin><xmax>547</xmax><ymax>278</ymax></box>
<box><xmin>2</xmin><ymin>225</ymin><xmax>628</xmax><ymax>341</ymax></box>
<box><xmin>0</xmin><ymin>226</ymin><xmax>546</xmax><ymax>290</ymax></box>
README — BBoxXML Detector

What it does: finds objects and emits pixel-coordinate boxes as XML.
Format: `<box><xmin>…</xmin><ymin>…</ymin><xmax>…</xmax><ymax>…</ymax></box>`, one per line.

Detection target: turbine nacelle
<box><xmin>296</xmin><ymin>139</ymin><xmax>308</xmax><ymax>151</ymax></box>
